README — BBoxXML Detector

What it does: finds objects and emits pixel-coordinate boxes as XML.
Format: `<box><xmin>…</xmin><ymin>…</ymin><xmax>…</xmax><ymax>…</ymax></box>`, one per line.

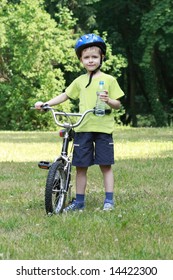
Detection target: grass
<box><xmin>0</xmin><ymin>127</ymin><xmax>173</xmax><ymax>260</ymax></box>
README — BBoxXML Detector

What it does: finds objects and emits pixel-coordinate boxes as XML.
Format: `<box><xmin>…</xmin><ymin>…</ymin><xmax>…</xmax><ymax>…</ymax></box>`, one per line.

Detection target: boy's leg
<box><xmin>99</xmin><ymin>165</ymin><xmax>114</xmax><ymax>193</ymax></box>
<box><xmin>63</xmin><ymin>167</ymin><xmax>88</xmax><ymax>212</ymax></box>
<box><xmin>76</xmin><ymin>166</ymin><xmax>88</xmax><ymax>194</ymax></box>
<box><xmin>100</xmin><ymin>165</ymin><xmax>115</xmax><ymax>210</ymax></box>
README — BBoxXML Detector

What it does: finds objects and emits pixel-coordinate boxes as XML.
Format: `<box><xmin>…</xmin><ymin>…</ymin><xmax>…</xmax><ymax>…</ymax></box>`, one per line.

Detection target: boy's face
<box><xmin>80</xmin><ymin>46</ymin><xmax>104</xmax><ymax>73</ymax></box>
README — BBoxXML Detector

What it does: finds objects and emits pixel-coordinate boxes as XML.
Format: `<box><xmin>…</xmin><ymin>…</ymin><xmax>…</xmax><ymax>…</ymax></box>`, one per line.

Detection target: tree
<box><xmin>0</xmin><ymin>0</ymin><xmax>77</xmax><ymax>130</ymax></box>
<box><xmin>139</xmin><ymin>0</ymin><xmax>173</xmax><ymax>126</ymax></box>
<box><xmin>95</xmin><ymin>0</ymin><xmax>173</xmax><ymax>126</ymax></box>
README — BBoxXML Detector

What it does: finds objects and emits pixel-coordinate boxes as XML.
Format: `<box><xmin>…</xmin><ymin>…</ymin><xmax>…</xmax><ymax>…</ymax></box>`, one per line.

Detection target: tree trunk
<box><xmin>126</xmin><ymin>48</ymin><xmax>138</xmax><ymax>127</ymax></box>
<box><xmin>142</xmin><ymin>52</ymin><xmax>167</xmax><ymax>127</ymax></box>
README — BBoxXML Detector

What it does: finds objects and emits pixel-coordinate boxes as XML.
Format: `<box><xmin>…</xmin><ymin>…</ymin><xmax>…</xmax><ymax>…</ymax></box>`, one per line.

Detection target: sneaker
<box><xmin>63</xmin><ymin>200</ymin><xmax>85</xmax><ymax>213</ymax></box>
<box><xmin>103</xmin><ymin>199</ymin><xmax>114</xmax><ymax>211</ymax></box>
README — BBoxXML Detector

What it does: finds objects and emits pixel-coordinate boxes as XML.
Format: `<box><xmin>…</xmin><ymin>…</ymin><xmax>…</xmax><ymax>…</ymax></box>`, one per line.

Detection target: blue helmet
<box><xmin>75</xmin><ymin>33</ymin><xmax>106</xmax><ymax>59</ymax></box>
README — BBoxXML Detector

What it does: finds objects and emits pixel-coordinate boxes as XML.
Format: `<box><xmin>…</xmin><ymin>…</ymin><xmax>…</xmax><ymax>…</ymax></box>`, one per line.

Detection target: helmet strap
<box><xmin>85</xmin><ymin>71</ymin><xmax>95</xmax><ymax>88</ymax></box>
<box><xmin>85</xmin><ymin>58</ymin><xmax>102</xmax><ymax>88</ymax></box>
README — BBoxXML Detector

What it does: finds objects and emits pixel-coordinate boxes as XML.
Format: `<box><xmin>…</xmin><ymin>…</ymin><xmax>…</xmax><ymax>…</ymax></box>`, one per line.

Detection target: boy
<box><xmin>35</xmin><ymin>33</ymin><xmax>124</xmax><ymax>212</ymax></box>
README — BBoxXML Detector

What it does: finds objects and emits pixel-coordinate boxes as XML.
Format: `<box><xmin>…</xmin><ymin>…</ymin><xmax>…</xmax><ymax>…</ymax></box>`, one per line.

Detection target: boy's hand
<box><xmin>35</xmin><ymin>101</ymin><xmax>44</xmax><ymax>110</ymax></box>
<box><xmin>100</xmin><ymin>90</ymin><xmax>109</xmax><ymax>103</ymax></box>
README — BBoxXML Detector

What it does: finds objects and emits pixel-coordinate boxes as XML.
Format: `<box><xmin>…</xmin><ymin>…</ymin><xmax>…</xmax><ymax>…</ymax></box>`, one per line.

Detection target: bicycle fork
<box><xmin>64</xmin><ymin>158</ymin><xmax>72</xmax><ymax>202</ymax></box>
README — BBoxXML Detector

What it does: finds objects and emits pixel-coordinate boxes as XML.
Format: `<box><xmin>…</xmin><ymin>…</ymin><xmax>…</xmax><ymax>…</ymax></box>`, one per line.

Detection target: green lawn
<box><xmin>0</xmin><ymin>127</ymin><xmax>173</xmax><ymax>260</ymax></box>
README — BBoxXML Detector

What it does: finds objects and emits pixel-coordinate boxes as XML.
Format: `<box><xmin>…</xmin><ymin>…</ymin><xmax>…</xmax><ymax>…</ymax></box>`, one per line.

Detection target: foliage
<box><xmin>44</xmin><ymin>0</ymin><xmax>100</xmax><ymax>31</ymax></box>
<box><xmin>139</xmin><ymin>0</ymin><xmax>173</xmax><ymax>126</ymax></box>
<box><xmin>0</xmin><ymin>0</ymin><xmax>77</xmax><ymax>130</ymax></box>
<box><xmin>140</xmin><ymin>0</ymin><xmax>173</xmax><ymax>62</ymax></box>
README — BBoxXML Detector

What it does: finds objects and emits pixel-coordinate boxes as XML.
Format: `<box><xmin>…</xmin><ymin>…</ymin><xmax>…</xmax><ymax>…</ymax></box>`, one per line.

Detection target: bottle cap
<box><xmin>99</xmin><ymin>81</ymin><xmax>104</xmax><ymax>85</ymax></box>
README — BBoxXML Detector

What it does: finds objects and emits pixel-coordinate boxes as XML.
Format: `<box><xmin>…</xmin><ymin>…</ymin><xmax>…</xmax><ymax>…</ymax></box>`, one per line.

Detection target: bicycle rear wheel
<box><xmin>45</xmin><ymin>161</ymin><xmax>67</xmax><ymax>215</ymax></box>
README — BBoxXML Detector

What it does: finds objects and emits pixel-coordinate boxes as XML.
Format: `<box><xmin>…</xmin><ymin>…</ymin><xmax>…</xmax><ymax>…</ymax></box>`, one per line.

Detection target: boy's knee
<box><xmin>99</xmin><ymin>165</ymin><xmax>112</xmax><ymax>173</ymax></box>
<box><xmin>76</xmin><ymin>166</ymin><xmax>88</xmax><ymax>174</ymax></box>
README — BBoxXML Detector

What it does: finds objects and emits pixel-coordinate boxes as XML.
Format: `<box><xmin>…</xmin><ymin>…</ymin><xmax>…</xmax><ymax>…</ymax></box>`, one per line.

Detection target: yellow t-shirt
<box><xmin>65</xmin><ymin>72</ymin><xmax>124</xmax><ymax>133</ymax></box>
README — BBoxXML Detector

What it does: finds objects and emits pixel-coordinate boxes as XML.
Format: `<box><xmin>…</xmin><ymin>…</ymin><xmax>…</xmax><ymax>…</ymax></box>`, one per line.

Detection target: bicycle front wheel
<box><xmin>45</xmin><ymin>161</ymin><xmax>67</xmax><ymax>215</ymax></box>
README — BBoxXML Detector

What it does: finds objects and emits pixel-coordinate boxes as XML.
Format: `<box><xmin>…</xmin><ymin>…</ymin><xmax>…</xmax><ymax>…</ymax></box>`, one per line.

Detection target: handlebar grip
<box><xmin>40</xmin><ymin>104</ymin><xmax>51</xmax><ymax>112</ymax></box>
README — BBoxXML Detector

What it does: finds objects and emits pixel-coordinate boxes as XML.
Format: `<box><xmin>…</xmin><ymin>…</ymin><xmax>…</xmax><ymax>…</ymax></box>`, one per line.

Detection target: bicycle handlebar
<box><xmin>40</xmin><ymin>105</ymin><xmax>94</xmax><ymax>128</ymax></box>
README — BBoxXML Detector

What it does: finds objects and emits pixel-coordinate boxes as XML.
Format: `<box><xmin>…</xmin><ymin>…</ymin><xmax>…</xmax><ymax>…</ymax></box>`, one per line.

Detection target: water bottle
<box><xmin>95</xmin><ymin>81</ymin><xmax>105</xmax><ymax>116</ymax></box>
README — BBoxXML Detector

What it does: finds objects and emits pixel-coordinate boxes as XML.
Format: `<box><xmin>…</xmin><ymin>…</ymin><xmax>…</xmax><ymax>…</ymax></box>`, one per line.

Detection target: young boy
<box><xmin>35</xmin><ymin>33</ymin><xmax>124</xmax><ymax>212</ymax></box>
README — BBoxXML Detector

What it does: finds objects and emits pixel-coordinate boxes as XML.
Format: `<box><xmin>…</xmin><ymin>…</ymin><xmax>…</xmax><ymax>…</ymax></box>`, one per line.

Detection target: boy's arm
<box><xmin>105</xmin><ymin>97</ymin><xmax>121</xmax><ymax>110</ymax></box>
<box><xmin>35</xmin><ymin>92</ymin><xmax>69</xmax><ymax>109</ymax></box>
<box><xmin>100</xmin><ymin>91</ymin><xmax>121</xmax><ymax>110</ymax></box>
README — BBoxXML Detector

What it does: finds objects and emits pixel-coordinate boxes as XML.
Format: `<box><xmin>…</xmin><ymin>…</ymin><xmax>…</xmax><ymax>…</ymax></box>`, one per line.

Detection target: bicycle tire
<box><xmin>45</xmin><ymin>161</ymin><xmax>67</xmax><ymax>215</ymax></box>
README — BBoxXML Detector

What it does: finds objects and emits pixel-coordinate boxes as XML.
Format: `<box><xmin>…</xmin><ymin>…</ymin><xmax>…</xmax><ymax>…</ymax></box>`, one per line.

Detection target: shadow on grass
<box><xmin>1</xmin><ymin>127</ymin><xmax>172</xmax><ymax>144</ymax></box>
<box><xmin>0</xmin><ymin>131</ymin><xmax>59</xmax><ymax>143</ymax></box>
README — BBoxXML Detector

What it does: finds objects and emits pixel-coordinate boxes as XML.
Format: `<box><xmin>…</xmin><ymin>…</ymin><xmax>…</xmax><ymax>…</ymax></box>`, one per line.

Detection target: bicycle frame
<box><xmin>57</xmin><ymin>127</ymin><xmax>73</xmax><ymax>194</ymax></box>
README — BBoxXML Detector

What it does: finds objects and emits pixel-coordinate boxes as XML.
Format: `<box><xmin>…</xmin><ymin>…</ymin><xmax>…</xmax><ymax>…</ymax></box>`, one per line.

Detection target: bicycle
<box><xmin>37</xmin><ymin>105</ymin><xmax>94</xmax><ymax>215</ymax></box>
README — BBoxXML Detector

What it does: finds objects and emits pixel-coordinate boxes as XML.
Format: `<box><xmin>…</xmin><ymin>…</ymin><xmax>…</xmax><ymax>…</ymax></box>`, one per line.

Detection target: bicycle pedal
<box><xmin>38</xmin><ymin>161</ymin><xmax>51</xmax><ymax>170</ymax></box>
